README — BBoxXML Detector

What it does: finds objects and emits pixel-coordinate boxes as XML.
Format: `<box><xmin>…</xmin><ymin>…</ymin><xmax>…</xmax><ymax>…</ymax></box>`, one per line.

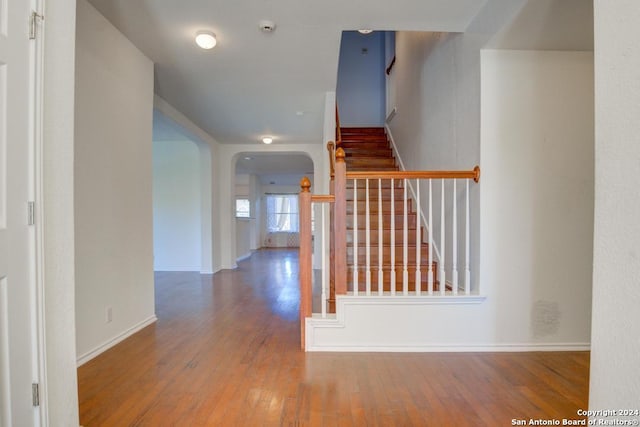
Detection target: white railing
<box><xmin>346</xmin><ymin>169</ymin><xmax>479</xmax><ymax>296</ymax></box>
<box><xmin>298</xmin><ymin>147</ymin><xmax>479</xmax><ymax>349</ymax></box>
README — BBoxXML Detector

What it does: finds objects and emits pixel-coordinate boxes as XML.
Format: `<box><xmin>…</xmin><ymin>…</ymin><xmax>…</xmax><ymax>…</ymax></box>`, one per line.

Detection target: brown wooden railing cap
<box><xmin>300</xmin><ymin>176</ymin><xmax>311</xmax><ymax>192</ymax></box>
<box><xmin>474</xmin><ymin>165</ymin><xmax>480</xmax><ymax>183</ymax></box>
<box><xmin>335</xmin><ymin>147</ymin><xmax>345</xmax><ymax>162</ymax></box>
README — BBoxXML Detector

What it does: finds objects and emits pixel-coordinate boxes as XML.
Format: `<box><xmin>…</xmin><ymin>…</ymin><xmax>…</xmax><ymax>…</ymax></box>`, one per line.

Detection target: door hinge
<box><xmin>32</xmin><ymin>383</ymin><xmax>40</xmax><ymax>407</ymax></box>
<box><xmin>29</xmin><ymin>11</ymin><xmax>44</xmax><ymax>40</ymax></box>
<box><xmin>28</xmin><ymin>202</ymin><xmax>35</xmax><ymax>226</ymax></box>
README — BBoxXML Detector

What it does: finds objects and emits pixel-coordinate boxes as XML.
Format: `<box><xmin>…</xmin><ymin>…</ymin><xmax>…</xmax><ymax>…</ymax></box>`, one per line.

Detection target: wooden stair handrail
<box><xmin>346</xmin><ymin>166</ymin><xmax>481</xmax><ymax>182</ymax></box>
<box><xmin>327</xmin><ymin>141</ymin><xmax>335</xmax><ymax>179</ymax></box>
<box><xmin>335</xmin><ymin>104</ymin><xmax>342</xmax><ymax>148</ymax></box>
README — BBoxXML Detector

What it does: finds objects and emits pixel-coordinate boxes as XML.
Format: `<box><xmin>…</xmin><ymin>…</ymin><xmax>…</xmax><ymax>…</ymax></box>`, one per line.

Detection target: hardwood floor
<box><xmin>78</xmin><ymin>249</ymin><xmax>589</xmax><ymax>426</ymax></box>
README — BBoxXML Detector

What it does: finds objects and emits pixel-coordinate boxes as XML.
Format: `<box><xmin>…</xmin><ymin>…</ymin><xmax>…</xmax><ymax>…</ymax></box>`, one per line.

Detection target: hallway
<box><xmin>78</xmin><ymin>249</ymin><xmax>589</xmax><ymax>426</ymax></box>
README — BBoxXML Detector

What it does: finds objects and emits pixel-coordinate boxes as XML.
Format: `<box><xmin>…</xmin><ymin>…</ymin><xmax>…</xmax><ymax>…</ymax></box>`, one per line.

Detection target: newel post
<box><xmin>299</xmin><ymin>177</ymin><xmax>312</xmax><ymax>350</ymax></box>
<box><xmin>334</xmin><ymin>148</ymin><xmax>347</xmax><ymax>296</ymax></box>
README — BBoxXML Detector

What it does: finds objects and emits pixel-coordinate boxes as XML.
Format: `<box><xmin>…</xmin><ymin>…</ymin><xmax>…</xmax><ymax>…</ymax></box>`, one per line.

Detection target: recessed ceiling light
<box><xmin>262</xmin><ymin>136</ymin><xmax>273</xmax><ymax>144</ymax></box>
<box><xmin>358</xmin><ymin>29</ymin><xmax>373</xmax><ymax>35</ymax></box>
<box><xmin>195</xmin><ymin>30</ymin><xmax>217</xmax><ymax>49</ymax></box>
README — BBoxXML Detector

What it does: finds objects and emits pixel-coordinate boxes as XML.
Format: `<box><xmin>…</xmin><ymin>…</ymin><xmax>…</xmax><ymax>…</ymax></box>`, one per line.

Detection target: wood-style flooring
<box><xmin>78</xmin><ymin>249</ymin><xmax>590</xmax><ymax>426</ymax></box>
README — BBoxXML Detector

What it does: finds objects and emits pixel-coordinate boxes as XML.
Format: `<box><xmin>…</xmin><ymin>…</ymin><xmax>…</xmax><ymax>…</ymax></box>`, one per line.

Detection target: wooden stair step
<box><xmin>348</xmin><ymin>229</ymin><xmax>419</xmax><ymax>245</ymax></box>
<box><xmin>347</xmin><ymin>165</ymin><xmax>399</xmax><ymax>172</ymax></box>
<box><xmin>347</xmin><ymin>200</ymin><xmax>412</xmax><ymax>214</ymax></box>
<box><xmin>347</xmin><ymin>157</ymin><xmax>396</xmax><ymax>165</ymax></box>
<box><xmin>347</xmin><ymin>246</ymin><xmax>433</xmax><ymax>265</ymax></box>
<box><xmin>340</xmin><ymin>127</ymin><xmax>385</xmax><ymax>135</ymax></box>
<box><xmin>347</xmin><ymin>188</ymin><xmax>400</xmax><ymax>200</ymax></box>
<box><xmin>347</xmin><ymin>214</ymin><xmax>417</xmax><ymax>229</ymax></box>
<box><xmin>343</xmin><ymin>148</ymin><xmax>393</xmax><ymax>157</ymax></box>
<box><xmin>346</xmin><ymin>180</ymin><xmax>404</xmax><ymax>189</ymax></box>
<box><xmin>340</xmin><ymin>141</ymin><xmax>390</xmax><ymax>150</ymax></box>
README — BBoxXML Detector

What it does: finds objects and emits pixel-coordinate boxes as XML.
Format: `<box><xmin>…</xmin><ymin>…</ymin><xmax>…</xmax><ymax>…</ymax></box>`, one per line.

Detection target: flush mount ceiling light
<box><xmin>357</xmin><ymin>29</ymin><xmax>373</xmax><ymax>35</ymax></box>
<box><xmin>195</xmin><ymin>30</ymin><xmax>217</xmax><ymax>49</ymax></box>
<box><xmin>262</xmin><ymin>136</ymin><xmax>273</xmax><ymax>144</ymax></box>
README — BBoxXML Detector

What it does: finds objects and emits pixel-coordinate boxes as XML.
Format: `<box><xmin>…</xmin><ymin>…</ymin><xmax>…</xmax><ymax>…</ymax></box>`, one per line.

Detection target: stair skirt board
<box><xmin>305</xmin><ymin>296</ymin><xmax>590</xmax><ymax>352</ymax></box>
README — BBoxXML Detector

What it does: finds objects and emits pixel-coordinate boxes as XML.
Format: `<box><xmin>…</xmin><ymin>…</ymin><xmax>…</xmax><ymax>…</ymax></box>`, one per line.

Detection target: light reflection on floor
<box><xmin>236</xmin><ymin>248</ymin><xmax>304</xmax><ymax>321</ymax></box>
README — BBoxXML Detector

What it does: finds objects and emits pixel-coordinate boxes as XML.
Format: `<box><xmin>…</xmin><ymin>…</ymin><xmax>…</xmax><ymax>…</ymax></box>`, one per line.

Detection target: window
<box><xmin>236</xmin><ymin>198</ymin><xmax>250</xmax><ymax>218</ymax></box>
<box><xmin>266</xmin><ymin>194</ymin><xmax>299</xmax><ymax>232</ymax></box>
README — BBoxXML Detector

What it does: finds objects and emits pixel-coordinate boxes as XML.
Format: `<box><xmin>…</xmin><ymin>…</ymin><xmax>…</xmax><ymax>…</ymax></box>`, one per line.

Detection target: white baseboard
<box><xmin>305</xmin><ymin>342</ymin><xmax>591</xmax><ymax>352</ymax></box>
<box><xmin>76</xmin><ymin>315</ymin><xmax>157</xmax><ymax>366</ymax></box>
<box><xmin>236</xmin><ymin>251</ymin><xmax>253</xmax><ymax>262</ymax></box>
<box><xmin>306</xmin><ymin>295</ymin><xmax>590</xmax><ymax>353</ymax></box>
<box><xmin>154</xmin><ymin>265</ymin><xmax>201</xmax><ymax>272</ymax></box>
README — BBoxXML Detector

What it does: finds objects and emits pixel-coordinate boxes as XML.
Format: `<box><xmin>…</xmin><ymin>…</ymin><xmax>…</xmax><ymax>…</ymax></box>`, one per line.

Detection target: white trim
<box><xmin>154</xmin><ymin>266</ymin><xmax>202</xmax><ymax>272</ymax></box>
<box><xmin>305</xmin><ymin>340</ymin><xmax>591</xmax><ymax>353</ymax></box>
<box><xmin>76</xmin><ymin>315</ymin><xmax>157</xmax><ymax>367</ymax></box>
<box><xmin>32</xmin><ymin>0</ymin><xmax>48</xmax><ymax>423</ymax></box>
<box><xmin>236</xmin><ymin>251</ymin><xmax>253</xmax><ymax>262</ymax></box>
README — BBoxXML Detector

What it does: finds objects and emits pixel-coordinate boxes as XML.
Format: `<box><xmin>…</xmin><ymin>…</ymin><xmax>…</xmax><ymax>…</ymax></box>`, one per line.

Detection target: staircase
<box><xmin>340</xmin><ymin>127</ymin><xmax>440</xmax><ymax>294</ymax></box>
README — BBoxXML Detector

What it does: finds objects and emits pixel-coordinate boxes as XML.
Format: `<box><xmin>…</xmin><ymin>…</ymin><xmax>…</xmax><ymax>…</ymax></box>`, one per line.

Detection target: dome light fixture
<box><xmin>262</xmin><ymin>136</ymin><xmax>273</xmax><ymax>144</ymax></box>
<box><xmin>357</xmin><ymin>29</ymin><xmax>373</xmax><ymax>35</ymax></box>
<box><xmin>195</xmin><ymin>30</ymin><xmax>217</xmax><ymax>49</ymax></box>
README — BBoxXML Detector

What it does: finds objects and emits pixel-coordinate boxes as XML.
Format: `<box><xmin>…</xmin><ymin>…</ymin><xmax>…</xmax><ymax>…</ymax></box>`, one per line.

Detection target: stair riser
<box><xmin>340</xmin><ymin>142</ymin><xmax>390</xmax><ymax>150</ymax></box>
<box><xmin>347</xmin><ymin>230</ymin><xmax>418</xmax><ymax>245</ymax></box>
<box><xmin>347</xmin><ymin>200</ymin><xmax>412</xmax><ymax>214</ymax></box>
<box><xmin>347</xmin><ymin>246</ymin><xmax>431</xmax><ymax>264</ymax></box>
<box><xmin>346</xmin><ymin>180</ymin><xmax>404</xmax><ymax>190</ymax></box>
<box><xmin>340</xmin><ymin>127</ymin><xmax>386</xmax><ymax>135</ymax></box>
<box><xmin>347</xmin><ymin>215</ymin><xmax>417</xmax><ymax>229</ymax></box>
<box><xmin>343</xmin><ymin>148</ymin><xmax>393</xmax><ymax>157</ymax></box>
<box><xmin>347</xmin><ymin>159</ymin><xmax>396</xmax><ymax>167</ymax></box>
<box><xmin>346</xmin><ymin>189</ymin><xmax>400</xmax><ymax>200</ymax></box>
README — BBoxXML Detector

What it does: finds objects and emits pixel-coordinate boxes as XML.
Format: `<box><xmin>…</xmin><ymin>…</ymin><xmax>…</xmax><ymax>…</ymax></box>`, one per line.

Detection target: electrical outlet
<box><xmin>106</xmin><ymin>307</ymin><xmax>112</xmax><ymax>323</ymax></box>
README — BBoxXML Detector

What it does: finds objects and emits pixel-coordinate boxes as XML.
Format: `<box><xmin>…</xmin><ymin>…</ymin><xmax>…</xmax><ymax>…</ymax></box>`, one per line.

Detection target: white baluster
<box><xmin>321</xmin><ymin>202</ymin><xmax>327</xmax><ymax>318</ymax></box>
<box><xmin>465</xmin><ymin>179</ymin><xmax>471</xmax><ymax>295</ymax></box>
<box><xmin>390</xmin><ymin>179</ymin><xmax>396</xmax><ymax>296</ymax></box>
<box><xmin>378</xmin><ymin>179</ymin><xmax>383</xmax><ymax>295</ymax></box>
<box><xmin>353</xmin><ymin>179</ymin><xmax>358</xmax><ymax>296</ymax></box>
<box><xmin>452</xmin><ymin>180</ymin><xmax>458</xmax><ymax>295</ymax></box>
<box><xmin>427</xmin><ymin>179</ymin><xmax>434</xmax><ymax>294</ymax></box>
<box><xmin>440</xmin><ymin>180</ymin><xmax>446</xmax><ymax>295</ymax></box>
<box><xmin>366</xmin><ymin>179</ymin><xmax>371</xmax><ymax>295</ymax></box>
<box><xmin>415</xmin><ymin>179</ymin><xmax>421</xmax><ymax>296</ymax></box>
<box><xmin>403</xmin><ymin>179</ymin><xmax>408</xmax><ymax>295</ymax></box>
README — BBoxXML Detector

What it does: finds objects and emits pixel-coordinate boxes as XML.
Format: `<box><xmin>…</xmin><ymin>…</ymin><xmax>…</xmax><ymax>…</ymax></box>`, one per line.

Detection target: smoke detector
<box><xmin>259</xmin><ymin>20</ymin><xmax>276</xmax><ymax>33</ymax></box>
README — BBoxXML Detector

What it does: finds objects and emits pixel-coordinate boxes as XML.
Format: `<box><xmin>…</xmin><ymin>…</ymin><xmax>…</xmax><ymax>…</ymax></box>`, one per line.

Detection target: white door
<box><xmin>0</xmin><ymin>0</ymin><xmax>40</xmax><ymax>425</ymax></box>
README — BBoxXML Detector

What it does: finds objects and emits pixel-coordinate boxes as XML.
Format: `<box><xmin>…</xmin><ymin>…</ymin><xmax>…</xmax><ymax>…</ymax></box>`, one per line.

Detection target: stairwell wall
<box><xmin>379</xmin><ymin>0</ymin><xmax>594</xmax><ymax>348</ymax></box>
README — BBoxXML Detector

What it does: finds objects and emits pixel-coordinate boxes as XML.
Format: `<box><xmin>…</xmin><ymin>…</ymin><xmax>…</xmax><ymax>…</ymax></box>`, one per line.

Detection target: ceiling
<box><xmin>86</xmin><ymin>0</ymin><xmax>488</xmax><ymax>146</ymax></box>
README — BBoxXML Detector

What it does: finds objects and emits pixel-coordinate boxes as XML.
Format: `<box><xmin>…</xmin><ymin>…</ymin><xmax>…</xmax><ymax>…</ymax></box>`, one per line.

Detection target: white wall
<box><xmin>336</xmin><ymin>31</ymin><xmax>386</xmax><ymax>127</ymax></box>
<box><xmin>153</xmin><ymin>96</ymin><xmax>219</xmax><ymax>274</ymax></box>
<box><xmin>42</xmin><ymin>0</ymin><xmax>80</xmax><ymax>424</ymax></box>
<box><xmin>590</xmin><ymin>0</ymin><xmax>640</xmax><ymax>410</ymax></box>
<box><xmin>153</xmin><ymin>139</ymin><xmax>201</xmax><ymax>271</ymax></box>
<box><xmin>235</xmin><ymin>173</ymin><xmax>258</xmax><ymax>260</ymax></box>
<box><xmin>74</xmin><ymin>0</ymin><xmax>156</xmax><ymax>363</ymax></box>
<box><xmin>481</xmin><ymin>49</ymin><xmax>593</xmax><ymax>344</ymax></box>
